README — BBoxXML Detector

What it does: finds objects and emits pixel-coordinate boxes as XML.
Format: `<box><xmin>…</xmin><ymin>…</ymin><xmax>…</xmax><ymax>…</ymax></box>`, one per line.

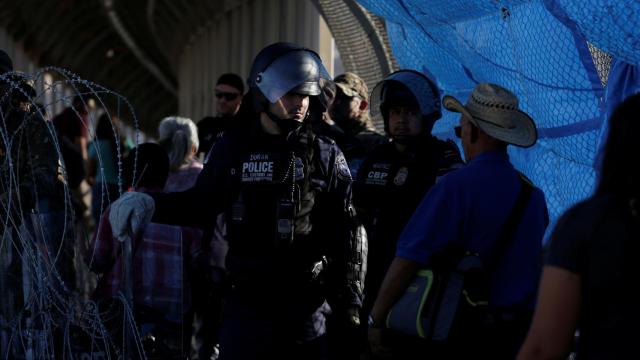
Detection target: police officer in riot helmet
<box><xmin>111</xmin><ymin>42</ymin><xmax>365</xmax><ymax>359</ymax></box>
<box><xmin>355</xmin><ymin>69</ymin><xmax>463</xmax><ymax>357</ymax></box>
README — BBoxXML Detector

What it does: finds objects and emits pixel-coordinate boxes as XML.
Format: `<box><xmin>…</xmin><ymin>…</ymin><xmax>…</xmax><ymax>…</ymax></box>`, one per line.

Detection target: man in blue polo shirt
<box><xmin>368</xmin><ymin>83</ymin><xmax>548</xmax><ymax>359</ymax></box>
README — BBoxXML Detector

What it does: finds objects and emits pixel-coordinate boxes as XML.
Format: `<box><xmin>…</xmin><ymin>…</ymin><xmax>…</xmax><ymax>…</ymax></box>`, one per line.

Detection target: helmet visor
<box><xmin>256</xmin><ymin>50</ymin><xmax>332</xmax><ymax>103</ymax></box>
<box><xmin>370</xmin><ymin>70</ymin><xmax>441</xmax><ymax>120</ymax></box>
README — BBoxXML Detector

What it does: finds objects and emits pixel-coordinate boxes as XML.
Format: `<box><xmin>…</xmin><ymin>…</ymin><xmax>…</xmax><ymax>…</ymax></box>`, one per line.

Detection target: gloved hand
<box><xmin>109</xmin><ymin>192</ymin><xmax>155</xmax><ymax>243</ymax></box>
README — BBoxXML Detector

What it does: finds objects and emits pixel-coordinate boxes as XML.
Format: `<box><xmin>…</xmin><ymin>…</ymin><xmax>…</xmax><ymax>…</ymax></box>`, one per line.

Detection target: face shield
<box><xmin>255</xmin><ymin>50</ymin><xmax>333</xmax><ymax>104</ymax></box>
<box><xmin>370</xmin><ymin>70</ymin><xmax>442</xmax><ymax>122</ymax></box>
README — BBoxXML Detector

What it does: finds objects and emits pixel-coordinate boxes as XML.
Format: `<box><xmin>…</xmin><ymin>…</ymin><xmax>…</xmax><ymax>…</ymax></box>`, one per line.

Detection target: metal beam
<box><xmin>101</xmin><ymin>0</ymin><xmax>177</xmax><ymax>95</ymax></box>
<box><xmin>310</xmin><ymin>0</ymin><xmax>398</xmax><ymax>88</ymax></box>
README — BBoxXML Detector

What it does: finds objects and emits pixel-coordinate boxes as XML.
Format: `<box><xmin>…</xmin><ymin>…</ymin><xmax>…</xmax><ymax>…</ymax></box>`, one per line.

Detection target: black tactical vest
<box><xmin>223</xmin><ymin>127</ymin><xmax>325</xmax><ymax>285</ymax></box>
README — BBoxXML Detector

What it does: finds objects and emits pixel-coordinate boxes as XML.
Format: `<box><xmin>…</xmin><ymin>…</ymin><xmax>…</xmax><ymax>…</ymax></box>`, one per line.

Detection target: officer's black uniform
<box><xmin>355</xmin><ymin>137</ymin><xmax>462</xmax><ymax>312</ymax></box>
<box><xmin>196</xmin><ymin>115</ymin><xmax>231</xmax><ymax>160</ymax></box>
<box><xmin>150</xmin><ymin>116</ymin><xmax>364</xmax><ymax>359</ymax></box>
<box><xmin>313</xmin><ymin>118</ymin><xmax>388</xmax><ymax>179</ymax></box>
<box><xmin>148</xmin><ymin>43</ymin><xmax>365</xmax><ymax>360</ymax></box>
<box><xmin>357</xmin><ymin>69</ymin><xmax>464</xmax><ymax>359</ymax></box>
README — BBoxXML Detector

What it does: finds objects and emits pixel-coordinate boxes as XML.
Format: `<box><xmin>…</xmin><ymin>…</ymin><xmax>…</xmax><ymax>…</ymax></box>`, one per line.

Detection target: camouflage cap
<box><xmin>334</xmin><ymin>72</ymin><xmax>368</xmax><ymax>99</ymax></box>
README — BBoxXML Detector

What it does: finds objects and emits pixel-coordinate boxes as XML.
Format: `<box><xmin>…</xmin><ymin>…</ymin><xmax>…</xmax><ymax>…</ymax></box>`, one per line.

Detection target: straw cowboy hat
<box><xmin>443</xmin><ymin>83</ymin><xmax>537</xmax><ymax>147</ymax></box>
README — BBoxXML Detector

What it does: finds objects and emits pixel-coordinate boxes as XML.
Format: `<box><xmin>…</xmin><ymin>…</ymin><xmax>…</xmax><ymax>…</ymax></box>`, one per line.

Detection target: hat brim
<box><xmin>443</xmin><ymin>95</ymin><xmax>537</xmax><ymax>148</ymax></box>
<box><xmin>335</xmin><ymin>82</ymin><xmax>359</xmax><ymax>98</ymax></box>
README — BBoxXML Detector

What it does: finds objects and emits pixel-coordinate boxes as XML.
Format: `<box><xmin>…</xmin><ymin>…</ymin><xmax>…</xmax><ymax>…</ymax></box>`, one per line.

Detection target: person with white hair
<box><xmin>158</xmin><ymin>116</ymin><xmax>203</xmax><ymax>192</ymax></box>
<box><xmin>157</xmin><ymin>116</ymin><xmax>227</xmax><ymax>359</ymax></box>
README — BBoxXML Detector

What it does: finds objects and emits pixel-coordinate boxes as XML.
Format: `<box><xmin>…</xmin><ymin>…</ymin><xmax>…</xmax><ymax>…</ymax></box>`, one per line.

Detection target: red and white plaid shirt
<box><xmin>89</xmin><ymin>189</ymin><xmax>203</xmax><ymax>322</ymax></box>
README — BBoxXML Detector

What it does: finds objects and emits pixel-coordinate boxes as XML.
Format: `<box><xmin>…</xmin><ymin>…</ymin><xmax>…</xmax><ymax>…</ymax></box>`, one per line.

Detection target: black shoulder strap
<box><xmin>486</xmin><ymin>173</ymin><xmax>534</xmax><ymax>274</ymax></box>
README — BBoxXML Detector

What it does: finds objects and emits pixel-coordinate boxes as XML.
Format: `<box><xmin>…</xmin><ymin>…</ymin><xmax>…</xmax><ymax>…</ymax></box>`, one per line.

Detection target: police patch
<box><xmin>335</xmin><ymin>153</ymin><xmax>352</xmax><ymax>180</ymax></box>
<box><xmin>241</xmin><ymin>153</ymin><xmax>275</xmax><ymax>182</ymax></box>
<box><xmin>393</xmin><ymin>167</ymin><xmax>409</xmax><ymax>186</ymax></box>
<box><xmin>365</xmin><ymin>169</ymin><xmax>389</xmax><ymax>186</ymax></box>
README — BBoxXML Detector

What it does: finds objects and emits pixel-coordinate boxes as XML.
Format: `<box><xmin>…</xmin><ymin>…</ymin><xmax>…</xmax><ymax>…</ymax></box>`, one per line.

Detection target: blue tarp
<box><xmin>357</xmin><ymin>0</ymin><xmax>639</xmax><ymax>241</ymax></box>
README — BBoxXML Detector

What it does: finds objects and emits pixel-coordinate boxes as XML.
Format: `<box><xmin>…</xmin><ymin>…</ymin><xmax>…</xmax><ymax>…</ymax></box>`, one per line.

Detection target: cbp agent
<box><xmin>355</xmin><ymin>70</ymin><xmax>463</xmax><ymax>339</ymax></box>
<box><xmin>110</xmin><ymin>42</ymin><xmax>365</xmax><ymax>360</ymax></box>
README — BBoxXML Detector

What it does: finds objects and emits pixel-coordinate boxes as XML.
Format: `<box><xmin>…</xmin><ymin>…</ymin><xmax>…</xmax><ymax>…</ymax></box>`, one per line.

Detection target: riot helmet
<box><xmin>247</xmin><ymin>42</ymin><xmax>334</xmax><ymax>132</ymax></box>
<box><xmin>370</xmin><ymin>70</ymin><xmax>442</xmax><ymax>135</ymax></box>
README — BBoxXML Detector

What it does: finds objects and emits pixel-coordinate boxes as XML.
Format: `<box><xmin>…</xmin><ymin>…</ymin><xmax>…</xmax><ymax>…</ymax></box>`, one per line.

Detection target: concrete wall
<box><xmin>177</xmin><ymin>0</ymin><xmax>335</xmax><ymax>121</ymax></box>
<box><xmin>0</xmin><ymin>28</ymin><xmax>73</xmax><ymax>118</ymax></box>
<box><xmin>0</xmin><ymin>28</ymin><xmax>38</xmax><ymax>74</ymax></box>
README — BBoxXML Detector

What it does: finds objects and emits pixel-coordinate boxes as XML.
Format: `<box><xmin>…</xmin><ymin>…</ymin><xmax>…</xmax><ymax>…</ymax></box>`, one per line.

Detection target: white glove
<box><xmin>109</xmin><ymin>192</ymin><xmax>155</xmax><ymax>243</ymax></box>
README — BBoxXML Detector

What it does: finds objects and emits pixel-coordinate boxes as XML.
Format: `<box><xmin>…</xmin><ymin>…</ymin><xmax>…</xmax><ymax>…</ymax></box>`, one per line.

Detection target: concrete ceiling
<box><xmin>0</xmin><ymin>0</ymin><xmax>396</xmax><ymax>133</ymax></box>
<box><xmin>0</xmin><ymin>0</ymin><xmax>221</xmax><ymax>132</ymax></box>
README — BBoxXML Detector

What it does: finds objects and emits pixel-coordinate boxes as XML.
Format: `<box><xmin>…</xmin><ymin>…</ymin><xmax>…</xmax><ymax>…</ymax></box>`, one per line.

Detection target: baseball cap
<box><xmin>334</xmin><ymin>72</ymin><xmax>368</xmax><ymax>99</ymax></box>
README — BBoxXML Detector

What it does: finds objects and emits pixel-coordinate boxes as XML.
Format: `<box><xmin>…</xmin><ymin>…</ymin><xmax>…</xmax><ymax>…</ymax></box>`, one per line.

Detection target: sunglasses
<box><xmin>215</xmin><ymin>92</ymin><xmax>240</xmax><ymax>101</ymax></box>
<box><xmin>454</xmin><ymin>126</ymin><xmax>462</xmax><ymax>138</ymax></box>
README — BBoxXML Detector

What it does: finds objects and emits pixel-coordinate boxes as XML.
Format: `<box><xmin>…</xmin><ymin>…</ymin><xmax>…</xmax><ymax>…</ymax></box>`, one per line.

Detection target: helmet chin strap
<box><xmin>265</xmin><ymin>109</ymin><xmax>308</xmax><ymax>135</ymax></box>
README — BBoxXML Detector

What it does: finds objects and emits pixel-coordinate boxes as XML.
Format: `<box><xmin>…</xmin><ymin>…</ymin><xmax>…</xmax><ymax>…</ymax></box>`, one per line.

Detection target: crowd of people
<box><xmin>0</xmin><ymin>39</ymin><xmax>637</xmax><ymax>360</ymax></box>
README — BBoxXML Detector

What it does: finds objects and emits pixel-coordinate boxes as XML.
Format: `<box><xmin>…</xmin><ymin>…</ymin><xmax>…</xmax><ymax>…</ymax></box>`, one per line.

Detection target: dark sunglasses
<box><xmin>454</xmin><ymin>126</ymin><xmax>462</xmax><ymax>138</ymax></box>
<box><xmin>215</xmin><ymin>92</ymin><xmax>240</xmax><ymax>101</ymax></box>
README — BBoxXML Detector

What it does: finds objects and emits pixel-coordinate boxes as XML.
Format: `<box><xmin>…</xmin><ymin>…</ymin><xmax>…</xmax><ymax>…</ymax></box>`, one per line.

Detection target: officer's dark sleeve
<box><xmin>437</xmin><ymin>139</ymin><xmax>465</xmax><ymax>178</ymax></box>
<box><xmin>352</xmin><ymin>154</ymin><xmax>375</xmax><ymax>220</ymax></box>
<box><xmin>149</xmin><ymin>133</ymin><xmax>232</xmax><ymax>231</ymax></box>
<box><xmin>322</xmin><ymin>146</ymin><xmax>366</xmax><ymax>310</ymax></box>
<box><xmin>351</xmin><ymin>157</ymin><xmax>378</xmax><ymax>248</ymax></box>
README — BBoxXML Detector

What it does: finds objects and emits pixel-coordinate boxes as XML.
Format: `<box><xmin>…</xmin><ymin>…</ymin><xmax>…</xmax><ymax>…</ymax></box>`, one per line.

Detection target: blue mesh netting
<box><xmin>552</xmin><ymin>0</ymin><xmax>640</xmax><ymax>67</ymax></box>
<box><xmin>356</xmin><ymin>0</ymin><xmax>639</xmax><ymax>241</ymax></box>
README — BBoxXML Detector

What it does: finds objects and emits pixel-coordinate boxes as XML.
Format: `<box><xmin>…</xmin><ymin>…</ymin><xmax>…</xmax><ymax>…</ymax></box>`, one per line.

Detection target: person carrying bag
<box><xmin>368</xmin><ymin>83</ymin><xmax>549</xmax><ymax>359</ymax></box>
<box><xmin>386</xmin><ymin>174</ymin><xmax>533</xmax><ymax>340</ymax></box>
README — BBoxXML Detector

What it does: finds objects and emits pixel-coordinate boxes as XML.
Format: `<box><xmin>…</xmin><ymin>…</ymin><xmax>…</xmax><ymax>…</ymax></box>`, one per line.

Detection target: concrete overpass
<box><xmin>0</xmin><ymin>0</ymin><xmax>398</xmax><ymax>134</ymax></box>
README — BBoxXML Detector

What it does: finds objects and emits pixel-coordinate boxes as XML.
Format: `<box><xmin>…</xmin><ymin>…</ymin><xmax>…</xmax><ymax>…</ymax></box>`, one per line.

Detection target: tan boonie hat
<box><xmin>334</xmin><ymin>72</ymin><xmax>368</xmax><ymax>99</ymax></box>
<box><xmin>443</xmin><ymin>83</ymin><xmax>537</xmax><ymax>148</ymax></box>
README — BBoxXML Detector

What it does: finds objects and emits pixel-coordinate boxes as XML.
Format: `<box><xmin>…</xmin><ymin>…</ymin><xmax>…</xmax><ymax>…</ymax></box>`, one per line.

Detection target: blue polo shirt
<box><xmin>396</xmin><ymin>151</ymin><xmax>548</xmax><ymax>308</ymax></box>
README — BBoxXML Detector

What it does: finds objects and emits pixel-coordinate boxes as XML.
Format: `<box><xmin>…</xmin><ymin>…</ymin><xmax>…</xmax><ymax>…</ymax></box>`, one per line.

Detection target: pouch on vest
<box><xmin>385</xmin><ymin>254</ymin><xmax>486</xmax><ymax>340</ymax></box>
<box><xmin>275</xmin><ymin>198</ymin><xmax>295</xmax><ymax>247</ymax></box>
<box><xmin>230</xmin><ymin>194</ymin><xmax>245</xmax><ymax>224</ymax></box>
